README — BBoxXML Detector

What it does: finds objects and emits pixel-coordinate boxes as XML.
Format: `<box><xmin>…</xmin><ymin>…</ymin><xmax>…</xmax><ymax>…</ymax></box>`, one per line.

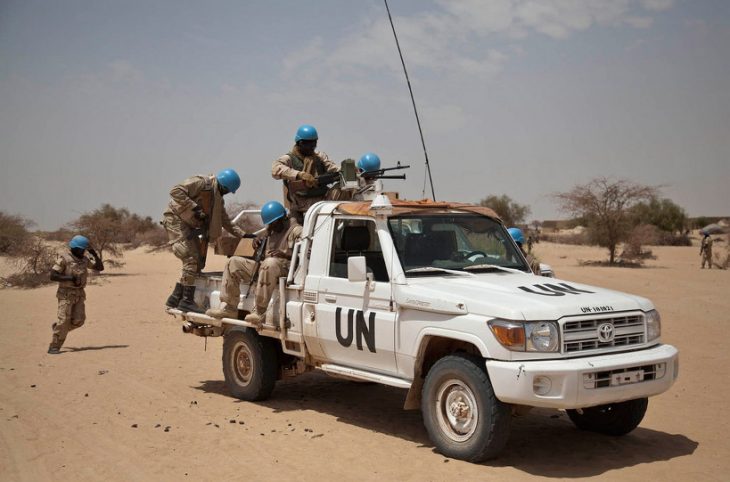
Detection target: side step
<box><xmin>165</xmin><ymin>308</ymin><xmax>279</xmax><ymax>338</ymax></box>
<box><xmin>319</xmin><ymin>364</ymin><xmax>412</xmax><ymax>389</ymax></box>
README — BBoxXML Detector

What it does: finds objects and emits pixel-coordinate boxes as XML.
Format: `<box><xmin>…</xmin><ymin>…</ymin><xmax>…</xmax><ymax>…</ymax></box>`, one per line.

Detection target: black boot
<box><xmin>178</xmin><ymin>285</ymin><xmax>203</xmax><ymax>313</ymax></box>
<box><xmin>166</xmin><ymin>282</ymin><xmax>184</xmax><ymax>308</ymax></box>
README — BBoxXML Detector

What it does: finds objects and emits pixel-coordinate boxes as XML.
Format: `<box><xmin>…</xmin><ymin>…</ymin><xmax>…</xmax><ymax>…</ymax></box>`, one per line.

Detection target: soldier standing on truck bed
<box><xmin>162</xmin><ymin>169</ymin><xmax>248</xmax><ymax>313</ymax></box>
<box><xmin>271</xmin><ymin>124</ymin><xmax>340</xmax><ymax>224</ymax></box>
<box><xmin>700</xmin><ymin>231</ymin><xmax>714</xmax><ymax>269</ymax></box>
<box><xmin>48</xmin><ymin>235</ymin><xmax>104</xmax><ymax>354</ymax></box>
<box><xmin>206</xmin><ymin>201</ymin><xmax>302</xmax><ymax>326</ymax></box>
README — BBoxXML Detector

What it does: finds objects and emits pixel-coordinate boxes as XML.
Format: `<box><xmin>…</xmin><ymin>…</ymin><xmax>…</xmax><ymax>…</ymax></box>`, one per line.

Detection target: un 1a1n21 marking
<box><xmin>580</xmin><ymin>305</ymin><xmax>615</xmax><ymax>313</ymax></box>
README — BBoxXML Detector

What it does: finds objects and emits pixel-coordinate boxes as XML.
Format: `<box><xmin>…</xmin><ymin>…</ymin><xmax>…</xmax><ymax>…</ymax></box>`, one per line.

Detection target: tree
<box><xmin>553</xmin><ymin>178</ymin><xmax>657</xmax><ymax>264</ymax></box>
<box><xmin>630</xmin><ymin>197</ymin><xmax>687</xmax><ymax>234</ymax></box>
<box><xmin>478</xmin><ymin>194</ymin><xmax>531</xmax><ymax>227</ymax></box>
<box><xmin>0</xmin><ymin>212</ymin><xmax>34</xmax><ymax>255</ymax></box>
<box><xmin>70</xmin><ymin>204</ymin><xmax>129</xmax><ymax>263</ymax></box>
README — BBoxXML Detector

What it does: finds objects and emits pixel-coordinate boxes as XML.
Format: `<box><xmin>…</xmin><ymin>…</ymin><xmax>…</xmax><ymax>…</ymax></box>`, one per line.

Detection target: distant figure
<box><xmin>508</xmin><ymin>227</ymin><xmax>541</xmax><ymax>275</ymax></box>
<box><xmin>271</xmin><ymin>124</ymin><xmax>340</xmax><ymax>224</ymax></box>
<box><xmin>527</xmin><ymin>234</ymin><xmax>534</xmax><ymax>254</ymax></box>
<box><xmin>48</xmin><ymin>235</ymin><xmax>104</xmax><ymax>354</ymax></box>
<box><xmin>700</xmin><ymin>232</ymin><xmax>714</xmax><ymax>269</ymax></box>
<box><xmin>162</xmin><ymin>169</ymin><xmax>247</xmax><ymax>313</ymax></box>
<box><xmin>206</xmin><ymin>201</ymin><xmax>302</xmax><ymax>326</ymax></box>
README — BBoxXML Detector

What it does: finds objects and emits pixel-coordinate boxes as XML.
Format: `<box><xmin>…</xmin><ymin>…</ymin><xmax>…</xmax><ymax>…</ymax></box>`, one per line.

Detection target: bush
<box><xmin>3</xmin><ymin>237</ymin><xmax>57</xmax><ymax>288</ymax></box>
<box><xmin>0</xmin><ymin>212</ymin><xmax>34</xmax><ymax>255</ymax></box>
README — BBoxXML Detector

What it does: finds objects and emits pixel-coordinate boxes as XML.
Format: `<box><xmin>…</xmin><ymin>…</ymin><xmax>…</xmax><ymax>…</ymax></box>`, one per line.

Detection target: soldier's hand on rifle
<box><xmin>88</xmin><ymin>248</ymin><xmax>99</xmax><ymax>259</ymax></box>
<box><xmin>72</xmin><ymin>274</ymin><xmax>83</xmax><ymax>287</ymax></box>
<box><xmin>252</xmin><ymin>237</ymin><xmax>262</xmax><ymax>250</ymax></box>
<box><xmin>243</xmin><ymin>233</ymin><xmax>257</xmax><ymax>239</ymax></box>
<box><xmin>298</xmin><ymin>171</ymin><xmax>318</xmax><ymax>188</ymax></box>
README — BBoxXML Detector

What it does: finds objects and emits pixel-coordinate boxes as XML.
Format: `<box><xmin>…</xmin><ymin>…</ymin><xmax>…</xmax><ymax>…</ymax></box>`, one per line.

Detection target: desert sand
<box><xmin>1</xmin><ymin>241</ymin><xmax>729</xmax><ymax>481</ymax></box>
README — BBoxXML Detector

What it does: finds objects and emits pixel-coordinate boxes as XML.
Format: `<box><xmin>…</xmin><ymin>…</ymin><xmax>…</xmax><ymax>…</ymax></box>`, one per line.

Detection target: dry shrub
<box><xmin>0</xmin><ymin>212</ymin><xmax>34</xmax><ymax>255</ymax></box>
<box><xmin>2</xmin><ymin>237</ymin><xmax>57</xmax><ymax>288</ymax></box>
<box><xmin>133</xmin><ymin>225</ymin><xmax>170</xmax><ymax>252</ymax></box>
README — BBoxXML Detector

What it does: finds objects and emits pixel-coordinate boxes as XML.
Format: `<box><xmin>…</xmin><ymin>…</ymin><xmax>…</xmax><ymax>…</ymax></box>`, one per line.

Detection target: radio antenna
<box><xmin>383</xmin><ymin>0</ymin><xmax>436</xmax><ymax>201</ymax></box>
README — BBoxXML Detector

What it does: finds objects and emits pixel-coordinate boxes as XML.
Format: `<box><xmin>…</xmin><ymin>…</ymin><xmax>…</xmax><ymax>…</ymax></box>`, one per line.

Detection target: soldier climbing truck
<box><xmin>167</xmin><ymin>186</ymin><xmax>678</xmax><ymax>462</ymax></box>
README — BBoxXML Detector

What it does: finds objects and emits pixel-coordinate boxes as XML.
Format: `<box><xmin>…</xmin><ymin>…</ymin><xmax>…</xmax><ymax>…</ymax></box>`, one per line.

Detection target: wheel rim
<box><xmin>435</xmin><ymin>378</ymin><xmax>479</xmax><ymax>442</ymax></box>
<box><xmin>232</xmin><ymin>342</ymin><xmax>253</xmax><ymax>386</ymax></box>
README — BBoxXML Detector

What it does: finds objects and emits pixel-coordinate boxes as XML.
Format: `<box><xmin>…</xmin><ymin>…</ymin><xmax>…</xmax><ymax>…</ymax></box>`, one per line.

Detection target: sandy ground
<box><xmin>1</xmin><ymin>240</ymin><xmax>729</xmax><ymax>481</ymax></box>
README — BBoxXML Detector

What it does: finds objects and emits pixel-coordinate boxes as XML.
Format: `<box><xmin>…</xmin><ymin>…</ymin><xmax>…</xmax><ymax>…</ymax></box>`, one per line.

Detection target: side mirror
<box><xmin>347</xmin><ymin>256</ymin><xmax>368</xmax><ymax>282</ymax></box>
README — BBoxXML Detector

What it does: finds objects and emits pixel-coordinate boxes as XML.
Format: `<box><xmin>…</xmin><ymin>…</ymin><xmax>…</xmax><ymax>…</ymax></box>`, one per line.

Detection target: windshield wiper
<box><xmin>405</xmin><ymin>267</ymin><xmax>475</xmax><ymax>277</ymax></box>
<box><xmin>462</xmin><ymin>264</ymin><xmax>526</xmax><ymax>274</ymax></box>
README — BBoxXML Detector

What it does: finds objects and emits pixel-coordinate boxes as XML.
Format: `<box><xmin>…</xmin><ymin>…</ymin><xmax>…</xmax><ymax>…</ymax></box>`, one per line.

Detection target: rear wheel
<box><xmin>421</xmin><ymin>355</ymin><xmax>511</xmax><ymax>462</ymax></box>
<box><xmin>222</xmin><ymin>329</ymin><xmax>277</xmax><ymax>401</ymax></box>
<box><xmin>567</xmin><ymin>398</ymin><xmax>648</xmax><ymax>436</ymax></box>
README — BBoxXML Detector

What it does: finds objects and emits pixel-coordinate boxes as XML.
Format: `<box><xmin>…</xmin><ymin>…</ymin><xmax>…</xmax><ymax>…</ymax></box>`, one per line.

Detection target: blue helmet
<box><xmin>216</xmin><ymin>169</ymin><xmax>241</xmax><ymax>194</ymax></box>
<box><xmin>295</xmin><ymin>124</ymin><xmax>318</xmax><ymax>142</ymax></box>
<box><xmin>357</xmin><ymin>153</ymin><xmax>381</xmax><ymax>172</ymax></box>
<box><xmin>507</xmin><ymin>227</ymin><xmax>525</xmax><ymax>245</ymax></box>
<box><xmin>261</xmin><ymin>201</ymin><xmax>287</xmax><ymax>225</ymax></box>
<box><xmin>69</xmin><ymin>235</ymin><xmax>90</xmax><ymax>250</ymax></box>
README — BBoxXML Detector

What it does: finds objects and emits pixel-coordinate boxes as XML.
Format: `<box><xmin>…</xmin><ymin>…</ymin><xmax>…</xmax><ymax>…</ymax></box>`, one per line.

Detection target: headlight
<box><xmin>488</xmin><ymin>319</ymin><xmax>559</xmax><ymax>352</ymax></box>
<box><xmin>526</xmin><ymin>321</ymin><xmax>559</xmax><ymax>352</ymax></box>
<box><xmin>646</xmin><ymin>309</ymin><xmax>661</xmax><ymax>342</ymax></box>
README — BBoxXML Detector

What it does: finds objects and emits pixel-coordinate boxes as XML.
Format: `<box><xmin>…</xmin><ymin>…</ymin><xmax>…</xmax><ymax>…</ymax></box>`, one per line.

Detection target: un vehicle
<box><xmin>167</xmin><ymin>193</ymin><xmax>678</xmax><ymax>462</ymax></box>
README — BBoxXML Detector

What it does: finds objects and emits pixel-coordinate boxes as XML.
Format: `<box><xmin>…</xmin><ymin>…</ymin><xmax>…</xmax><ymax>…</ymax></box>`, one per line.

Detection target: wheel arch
<box><xmin>403</xmin><ymin>332</ymin><xmax>489</xmax><ymax>410</ymax></box>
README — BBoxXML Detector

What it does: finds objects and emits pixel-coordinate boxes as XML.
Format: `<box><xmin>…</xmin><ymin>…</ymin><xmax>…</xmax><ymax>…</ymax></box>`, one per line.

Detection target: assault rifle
<box><xmin>286</xmin><ymin>171</ymin><xmax>342</xmax><ymax>195</ymax></box>
<box><xmin>245</xmin><ymin>235</ymin><xmax>268</xmax><ymax>299</ymax></box>
<box><xmin>361</xmin><ymin>162</ymin><xmax>410</xmax><ymax>180</ymax></box>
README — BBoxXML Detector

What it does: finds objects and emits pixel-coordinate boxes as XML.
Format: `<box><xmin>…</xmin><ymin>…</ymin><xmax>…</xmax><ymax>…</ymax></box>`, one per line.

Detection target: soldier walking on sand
<box><xmin>162</xmin><ymin>169</ymin><xmax>247</xmax><ymax>312</ymax></box>
<box><xmin>700</xmin><ymin>232</ymin><xmax>714</xmax><ymax>269</ymax></box>
<box><xmin>271</xmin><ymin>124</ymin><xmax>340</xmax><ymax>224</ymax></box>
<box><xmin>206</xmin><ymin>201</ymin><xmax>302</xmax><ymax>326</ymax></box>
<box><xmin>48</xmin><ymin>235</ymin><xmax>104</xmax><ymax>354</ymax></box>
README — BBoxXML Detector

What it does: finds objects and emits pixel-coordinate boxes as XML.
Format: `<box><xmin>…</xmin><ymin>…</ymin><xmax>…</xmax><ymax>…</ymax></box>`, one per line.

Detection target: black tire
<box><xmin>222</xmin><ymin>329</ymin><xmax>278</xmax><ymax>401</ymax></box>
<box><xmin>421</xmin><ymin>355</ymin><xmax>511</xmax><ymax>462</ymax></box>
<box><xmin>566</xmin><ymin>398</ymin><xmax>648</xmax><ymax>436</ymax></box>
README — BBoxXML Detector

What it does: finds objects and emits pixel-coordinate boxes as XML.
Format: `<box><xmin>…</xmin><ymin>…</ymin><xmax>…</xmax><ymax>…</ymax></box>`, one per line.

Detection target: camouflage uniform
<box><xmin>271</xmin><ymin>145</ymin><xmax>339</xmax><ymax>223</ymax></box>
<box><xmin>701</xmin><ymin>236</ymin><xmax>714</xmax><ymax>269</ymax></box>
<box><xmin>220</xmin><ymin>219</ymin><xmax>303</xmax><ymax>314</ymax></box>
<box><xmin>162</xmin><ymin>175</ymin><xmax>245</xmax><ymax>285</ymax></box>
<box><xmin>526</xmin><ymin>253</ymin><xmax>542</xmax><ymax>275</ymax></box>
<box><xmin>49</xmin><ymin>250</ymin><xmax>94</xmax><ymax>351</ymax></box>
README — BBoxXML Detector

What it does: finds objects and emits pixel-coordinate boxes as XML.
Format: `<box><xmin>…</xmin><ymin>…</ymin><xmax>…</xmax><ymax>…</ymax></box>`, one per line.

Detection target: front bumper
<box><xmin>486</xmin><ymin>344</ymin><xmax>678</xmax><ymax>409</ymax></box>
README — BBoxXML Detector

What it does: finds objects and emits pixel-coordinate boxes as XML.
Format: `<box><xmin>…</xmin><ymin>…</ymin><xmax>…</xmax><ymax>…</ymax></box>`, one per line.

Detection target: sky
<box><xmin>1</xmin><ymin>0</ymin><xmax>728</xmax><ymax>230</ymax></box>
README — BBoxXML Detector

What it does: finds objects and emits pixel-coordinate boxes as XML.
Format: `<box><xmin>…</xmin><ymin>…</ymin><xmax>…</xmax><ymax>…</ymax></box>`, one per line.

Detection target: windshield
<box><xmin>387</xmin><ymin>214</ymin><xmax>529</xmax><ymax>276</ymax></box>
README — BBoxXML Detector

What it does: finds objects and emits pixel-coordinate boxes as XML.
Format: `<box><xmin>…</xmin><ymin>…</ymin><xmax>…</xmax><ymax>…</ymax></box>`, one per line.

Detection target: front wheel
<box><xmin>566</xmin><ymin>398</ymin><xmax>648</xmax><ymax>436</ymax></box>
<box><xmin>421</xmin><ymin>355</ymin><xmax>511</xmax><ymax>462</ymax></box>
<box><xmin>222</xmin><ymin>329</ymin><xmax>278</xmax><ymax>401</ymax></box>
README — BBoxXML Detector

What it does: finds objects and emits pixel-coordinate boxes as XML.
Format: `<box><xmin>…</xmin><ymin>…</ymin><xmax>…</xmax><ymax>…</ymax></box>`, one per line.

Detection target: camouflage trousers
<box><xmin>701</xmin><ymin>252</ymin><xmax>713</xmax><ymax>269</ymax></box>
<box><xmin>162</xmin><ymin>213</ymin><xmax>201</xmax><ymax>285</ymax></box>
<box><xmin>222</xmin><ymin>256</ymin><xmax>289</xmax><ymax>313</ymax></box>
<box><xmin>50</xmin><ymin>288</ymin><xmax>86</xmax><ymax>349</ymax></box>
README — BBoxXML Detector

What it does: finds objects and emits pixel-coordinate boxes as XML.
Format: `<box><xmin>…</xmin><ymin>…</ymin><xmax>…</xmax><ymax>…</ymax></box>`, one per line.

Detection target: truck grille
<box><xmin>563</xmin><ymin>314</ymin><xmax>645</xmax><ymax>354</ymax></box>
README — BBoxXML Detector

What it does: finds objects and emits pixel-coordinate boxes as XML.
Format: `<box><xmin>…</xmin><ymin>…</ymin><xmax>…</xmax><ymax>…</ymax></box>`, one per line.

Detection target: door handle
<box><xmin>324</xmin><ymin>294</ymin><xmax>337</xmax><ymax>303</ymax></box>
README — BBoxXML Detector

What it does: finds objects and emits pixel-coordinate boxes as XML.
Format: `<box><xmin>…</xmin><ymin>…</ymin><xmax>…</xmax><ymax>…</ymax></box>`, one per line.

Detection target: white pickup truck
<box><xmin>167</xmin><ymin>194</ymin><xmax>678</xmax><ymax>462</ymax></box>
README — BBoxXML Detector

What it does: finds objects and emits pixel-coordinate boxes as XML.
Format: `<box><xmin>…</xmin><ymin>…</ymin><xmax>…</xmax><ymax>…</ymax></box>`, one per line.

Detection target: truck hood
<box><xmin>395</xmin><ymin>272</ymin><xmax>654</xmax><ymax>320</ymax></box>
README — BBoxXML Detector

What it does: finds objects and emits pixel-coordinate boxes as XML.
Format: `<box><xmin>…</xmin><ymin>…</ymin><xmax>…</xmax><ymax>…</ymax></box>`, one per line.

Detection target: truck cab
<box><xmin>168</xmin><ymin>196</ymin><xmax>678</xmax><ymax>462</ymax></box>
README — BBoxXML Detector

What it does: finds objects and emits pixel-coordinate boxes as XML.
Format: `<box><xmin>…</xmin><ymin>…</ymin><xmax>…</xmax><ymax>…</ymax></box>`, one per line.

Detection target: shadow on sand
<box><xmin>63</xmin><ymin>344</ymin><xmax>129</xmax><ymax>353</ymax></box>
<box><xmin>193</xmin><ymin>372</ymin><xmax>697</xmax><ymax>475</ymax></box>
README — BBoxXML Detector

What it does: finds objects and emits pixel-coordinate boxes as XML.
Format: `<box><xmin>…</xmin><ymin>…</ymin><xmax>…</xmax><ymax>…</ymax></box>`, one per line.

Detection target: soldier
<box><xmin>700</xmin><ymin>231</ymin><xmax>714</xmax><ymax>269</ymax></box>
<box><xmin>162</xmin><ymin>169</ymin><xmax>247</xmax><ymax>312</ymax></box>
<box><xmin>271</xmin><ymin>124</ymin><xmax>340</xmax><ymax>224</ymax></box>
<box><xmin>206</xmin><ymin>201</ymin><xmax>302</xmax><ymax>326</ymax></box>
<box><xmin>48</xmin><ymin>235</ymin><xmax>104</xmax><ymax>354</ymax></box>
<box><xmin>508</xmin><ymin>227</ymin><xmax>541</xmax><ymax>275</ymax></box>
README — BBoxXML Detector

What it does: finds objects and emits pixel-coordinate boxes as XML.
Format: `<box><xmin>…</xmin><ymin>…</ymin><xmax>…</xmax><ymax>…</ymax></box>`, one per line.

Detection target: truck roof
<box><xmin>333</xmin><ymin>199</ymin><xmax>502</xmax><ymax>221</ymax></box>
